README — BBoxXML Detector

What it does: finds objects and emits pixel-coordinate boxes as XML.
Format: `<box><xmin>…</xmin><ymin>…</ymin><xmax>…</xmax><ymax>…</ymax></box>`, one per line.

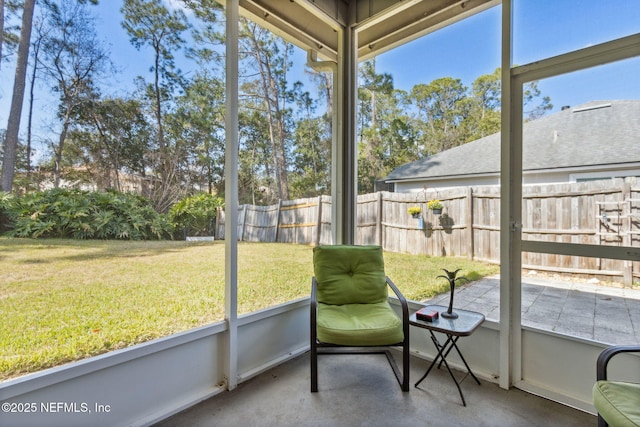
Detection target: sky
<box><xmin>375</xmin><ymin>1</ymin><xmax>640</xmax><ymax>113</ymax></box>
<box><xmin>1</xmin><ymin>0</ymin><xmax>639</xmax><ymax>159</ymax></box>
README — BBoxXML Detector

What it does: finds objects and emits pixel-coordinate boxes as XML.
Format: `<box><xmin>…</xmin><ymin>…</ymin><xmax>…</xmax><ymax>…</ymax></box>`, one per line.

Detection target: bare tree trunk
<box><xmin>153</xmin><ymin>44</ymin><xmax>166</xmax><ymax>181</ymax></box>
<box><xmin>0</xmin><ymin>0</ymin><xmax>5</xmax><ymax>69</ymax></box>
<box><xmin>27</xmin><ymin>25</ymin><xmax>43</xmax><ymax>187</ymax></box>
<box><xmin>53</xmin><ymin>111</ymin><xmax>72</xmax><ymax>188</ymax></box>
<box><xmin>1</xmin><ymin>0</ymin><xmax>36</xmax><ymax>192</ymax></box>
<box><xmin>253</xmin><ymin>45</ymin><xmax>289</xmax><ymax>200</ymax></box>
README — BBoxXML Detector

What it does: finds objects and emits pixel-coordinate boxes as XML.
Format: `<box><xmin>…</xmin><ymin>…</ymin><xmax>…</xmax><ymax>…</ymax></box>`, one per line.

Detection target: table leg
<box><xmin>414</xmin><ymin>332</ymin><xmax>453</xmax><ymax>388</ymax></box>
<box><xmin>415</xmin><ymin>331</ymin><xmax>480</xmax><ymax>406</ymax></box>
<box><xmin>435</xmin><ymin>338</ymin><xmax>468</xmax><ymax>406</ymax></box>
<box><xmin>448</xmin><ymin>338</ymin><xmax>482</xmax><ymax>385</ymax></box>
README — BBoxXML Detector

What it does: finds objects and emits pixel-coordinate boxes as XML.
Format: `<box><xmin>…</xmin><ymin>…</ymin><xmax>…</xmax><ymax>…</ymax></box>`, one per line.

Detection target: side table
<box><xmin>410</xmin><ymin>304</ymin><xmax>485</xmax><ymax>406</ymax></box>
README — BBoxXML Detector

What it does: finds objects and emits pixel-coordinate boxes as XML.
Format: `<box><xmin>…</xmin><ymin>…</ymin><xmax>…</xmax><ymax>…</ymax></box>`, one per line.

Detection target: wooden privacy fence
<box><xmin>216</xmin><ymin>196</ymin><xmax>333</xmax><ymax>246</ymax></box>
<box><xmin>216</xmin><ymin>177</ymin><xmax>640</xmax><ymax>284</ymax></box>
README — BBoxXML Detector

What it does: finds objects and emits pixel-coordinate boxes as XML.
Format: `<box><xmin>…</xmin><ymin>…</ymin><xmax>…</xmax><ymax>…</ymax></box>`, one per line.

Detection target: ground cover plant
<box><xmin>0</xmin><ymin>238</ymin><xmax>498</xmax><ymax>381</ymax></box>
<box><xmin>0</xmin><ymin>189</ymin><xmax>173</xmax><ymax>239</ymax></box>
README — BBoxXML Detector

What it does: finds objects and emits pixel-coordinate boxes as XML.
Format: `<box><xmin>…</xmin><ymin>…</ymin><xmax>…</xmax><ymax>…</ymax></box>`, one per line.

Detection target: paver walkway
<box><xmin>422</xmin><ymin>274</ymin><xmax>640</xmax><ymax>345</ymax></box>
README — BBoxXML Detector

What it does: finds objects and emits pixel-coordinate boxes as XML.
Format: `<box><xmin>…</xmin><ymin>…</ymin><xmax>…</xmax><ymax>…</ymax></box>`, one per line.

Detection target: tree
<box><xmin>468</xmin><ymin>68</ymin><xmax>502</xmax><ymax>139</ymax></box>
<box><xmin>410</xmin><ymin>77</ymin><xmax>471</xmax><ymax>154</ymax></box>
<box><xmin>72</xmin><ymin>97</ymin><xmax>152</xmax><ymax>192</ymax></box>
<box><xmin>180</xmin><ymin>0</ymin><xmax>224</xmax><ymax>68</ymax></box>
<box><xmin>1</xmin><ymin>0</ymin><xmax>98</xmax><ymax>193</ymax></box>
<box><xmin>25</xmin><ymin>16</ymin><xmax>45</xmax><ymax>187</ymax></box>
<box><xmin>1</xmin><ymin>0</ymin><xmax>35</xmax><ymax>192</ymax></box>
<box><xmin>469</xmin><ymin>67</ymin><xmax>552</xmax><ymax>130</ymax></box>
<box><xmin>358</xmin><ymin>60</ymin><xmax>396</xmax><ymax>193</ymax></box>
<box><xmin>0</xmin><ymin>0</ymin><xmax>4</xmax><ymax>66</ymax></box>
<box><xmin>38</xmin><ymin>0</ymin><xmax>110</xmax><ymax>188</ymax></box>
<box><xmin>121</xmin><ymin>0</ymin><xmax>189</xmax><ymax>211</ymax></box>
<box><xmin>166</xmin><ymin>71</ymin><xmax>225</xmax><ymax>195</ymax></box>
<box><xmin>523</xmin><ymin>79</ymin><xmax>552</xmax><ymax>120</ymax></box>
<box><xmin>0</xmin><ymin>0</ymin><xmax>22</xmax><ymax>69</ymax></box>
<box><xmin>407</xmin><ymin>69</ymin><xmax>553</xmax><ymax>158</ymax></box>
<box><xmin>239</xmin><ymin>19</ymin><xmax>294</xmax><ymax>201</ymax></box>
<box><xmin>289</xmin><ymin>84</ymin><xmax>330</xmax><ymax>198</ymax></box>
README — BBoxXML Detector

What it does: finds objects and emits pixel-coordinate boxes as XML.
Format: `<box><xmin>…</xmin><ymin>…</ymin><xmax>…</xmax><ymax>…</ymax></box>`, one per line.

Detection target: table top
<box><xmin>409</xmin><ymin>305</ymin><xmax>485</xmax><ymax>336</ymax></box>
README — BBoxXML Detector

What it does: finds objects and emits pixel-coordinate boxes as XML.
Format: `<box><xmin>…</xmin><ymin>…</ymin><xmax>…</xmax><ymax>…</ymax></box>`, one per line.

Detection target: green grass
<box><xmin>0</xmin><ymin>238</ymin><xmax>498</xmax><ymax>381</ymax></box>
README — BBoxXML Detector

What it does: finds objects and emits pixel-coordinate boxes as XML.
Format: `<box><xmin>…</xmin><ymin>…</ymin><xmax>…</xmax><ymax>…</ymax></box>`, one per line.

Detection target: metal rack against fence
<box><xmin>215</xmin><ymin>177</ymin><xmax>640</xmax><ymax>285</ymax></box>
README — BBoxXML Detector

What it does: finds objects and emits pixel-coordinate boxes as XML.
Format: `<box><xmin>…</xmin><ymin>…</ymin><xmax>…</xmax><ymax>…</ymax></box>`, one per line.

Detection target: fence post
<box><xmin>274</xmin><ymin>200</ymin><xmax>282</xmax><ymax>243</ymax></box>
<box><xmin>215</xmin><ymin>206</ymin><xmax>222</xmax><ymax>240</ymax></box>
<box><xmin>467</xmin><ymin>186</ymin><xmax>474</xmax><ymax>260</ymax></box>
<box><xmin>315</xmin><ymin>196</ymin><xmax>323</xmax><ymax>246</ymax></box>
<box><xmin>240</xmin><ymin>205</ymin><xmax>247</xmax><ymax>241</ymax></box>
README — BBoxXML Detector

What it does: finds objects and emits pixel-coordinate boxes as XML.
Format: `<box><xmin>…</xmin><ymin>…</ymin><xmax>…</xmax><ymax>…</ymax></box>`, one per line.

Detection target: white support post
<box><xmin>224</xmin><ymin>0</ymin><xmax>239</xmax><ymax>391</ymax></box>
<box><xmin>340</xmin><ymin>5</ymin><xmax>358</xmax><ymax>245</ymax></box>
<box><xmin>332</xmin><ymin>27</ymin><xmax>346</xmax><ymax>245</ymax></box>
<box><xmin>499</xmin><ymin>0</ymin><xmax>523</xmax><ymax>391</ymax></box>
<box><xmin>306</xmin><ymin>50</ymin><xmax>338</xmax><ymax>245</ymax></box>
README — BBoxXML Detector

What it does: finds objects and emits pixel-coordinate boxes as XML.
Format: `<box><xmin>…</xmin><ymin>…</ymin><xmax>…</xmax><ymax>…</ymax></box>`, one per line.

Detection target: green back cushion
<box><xmin>313</xmin><ymin>245</ymin><xmax>388</xmax><ymax>305</ymax></box>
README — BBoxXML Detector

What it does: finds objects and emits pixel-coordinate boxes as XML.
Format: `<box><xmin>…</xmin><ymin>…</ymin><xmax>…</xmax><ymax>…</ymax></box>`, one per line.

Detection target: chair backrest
<box><xmin>313</xmin><ymin>245</ymin><xmax>388</xmax><ymax>305</ymax></box>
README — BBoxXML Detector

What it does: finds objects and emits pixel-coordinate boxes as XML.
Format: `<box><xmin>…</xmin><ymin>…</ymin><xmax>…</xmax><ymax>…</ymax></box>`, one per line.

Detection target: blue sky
<box><xmin>1</xmin><ymin>0</ymin><xmax>639</xmax><ymax>155</ymax></box>
<box><xmin>375</xmin><ymin>2</ymin><xmax>640</xmax><ymax>113</ymax></box>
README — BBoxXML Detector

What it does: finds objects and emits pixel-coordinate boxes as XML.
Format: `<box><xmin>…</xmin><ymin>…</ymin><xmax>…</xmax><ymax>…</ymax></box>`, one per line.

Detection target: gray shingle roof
<box><xmin>386</xmin><ymin>100</ymin><xmax>640</xmax><ymax>182</ymax></box>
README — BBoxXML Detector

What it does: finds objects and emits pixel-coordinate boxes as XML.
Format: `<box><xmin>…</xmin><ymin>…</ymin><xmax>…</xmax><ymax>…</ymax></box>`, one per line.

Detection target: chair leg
<box><xmin>402</xmin><ymin>339</ymin><xmax>410</xmax><ymax>392</ymax></box>
<box><xmin>597</xmin><ymin>414</ymin><xmax>608</xmax><ymax>427</ymax></box>
<box><xmin>311</xmin><ymin>342</ymin><xmax>318</xmax><ymax>392</ymax></box>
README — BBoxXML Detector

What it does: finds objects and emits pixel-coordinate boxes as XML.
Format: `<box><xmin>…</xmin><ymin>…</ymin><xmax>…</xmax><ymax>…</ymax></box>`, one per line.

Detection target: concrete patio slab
<box><xmin>423</xmin><ymin>274</ymin><xmax>640</xmax><ymax>345</ymax></box>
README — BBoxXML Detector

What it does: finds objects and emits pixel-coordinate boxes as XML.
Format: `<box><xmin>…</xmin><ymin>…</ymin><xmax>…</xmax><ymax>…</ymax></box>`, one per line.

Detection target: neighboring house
<box><xmin>34</xmin><ymin>167</ymin><xmax>155</xmax><ymax>195</ymax></box>
<box><xmin>385</xmin><ymin>100</ymin><xmax>640</xmax><ymax>193</ymax></box>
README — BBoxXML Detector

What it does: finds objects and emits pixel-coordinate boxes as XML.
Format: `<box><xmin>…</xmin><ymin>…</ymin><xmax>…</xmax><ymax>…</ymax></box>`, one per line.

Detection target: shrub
<box><xmin>168</xmin><ymin>193</ymin><xmax>223</xmax><ymax>238</ymax></box>
<box><xmin>3</xmin><ymin>189</ymin><xmax>173</xmax><ymax>240</ymax></box>
<box><xmin>0</xmin><ymin>191</ymin><xmax>16</xmax><ymax>233</ymax></box>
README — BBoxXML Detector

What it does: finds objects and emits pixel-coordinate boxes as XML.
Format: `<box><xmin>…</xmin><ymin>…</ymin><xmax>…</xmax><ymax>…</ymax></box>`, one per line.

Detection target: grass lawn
<box><xmin>0</xmin><ymin>238</ymin><xmax>498</xmax><ymax>381</ymax></box>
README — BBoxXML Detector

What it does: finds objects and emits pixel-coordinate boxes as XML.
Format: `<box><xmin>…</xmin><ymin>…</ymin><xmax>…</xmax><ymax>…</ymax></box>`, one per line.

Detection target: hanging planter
<box><xmin>407</xmin><ymin>206</ymin><xmax>422</xmax><ymax>218</ymax></box>
<box><xmin>427</xmin><ymin>199</ymin><xmax>444</xmax><ymax>215</ymax></box>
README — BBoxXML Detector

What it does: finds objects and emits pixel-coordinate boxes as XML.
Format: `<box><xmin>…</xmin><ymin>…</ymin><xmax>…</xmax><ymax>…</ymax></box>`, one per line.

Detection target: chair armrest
<box><xmin>386</xmin><ymin>276</ymin><xmax>409</xmax><ymax>334</ymax></box>
<box><xmin>310</xmin><ymin>277</ymin><xmax>318</xmax><ymax>342</ymax></box>
<box><xmin>385</xmin><ymin>276</ymin><xmax>408</xmax><ymax>307</ymax></box>
<box><xmin>311</xmin><ymin>276</ymin><xmax>318</xmax><ymax>306</ymax></box>
<box><xmin>597</xmin><ymin>345</ymin><xmax>640</xmax><ymax>380</ymax></box>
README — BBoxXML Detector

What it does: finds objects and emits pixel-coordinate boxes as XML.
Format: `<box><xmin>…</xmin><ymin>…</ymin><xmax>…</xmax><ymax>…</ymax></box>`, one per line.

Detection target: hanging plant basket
<box><xmin>407</xmin><ymin>206</ymin><xmax>422</xmax><ymax>218</ymax></box>
<box><xmin>427</xmin><ymin>199</ymin><xmax>444</xmax><ymax>215</ymax></box>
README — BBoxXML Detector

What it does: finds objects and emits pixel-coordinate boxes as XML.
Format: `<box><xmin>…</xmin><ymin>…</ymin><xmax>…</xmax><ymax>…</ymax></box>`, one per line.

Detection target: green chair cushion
<box><xmin>593</xmin><ymin>380</ymin><xmax>640</xmax><ymax>426</ymax></box>
<box><xmin>316</xmin><ymin>301</ymin><xmax>403</xmax><ymax>346</ymax></box>
<box><xmin>313</xmin><ymin>245</ymin><xmax>387</xmax><ymax>305</ymax></box>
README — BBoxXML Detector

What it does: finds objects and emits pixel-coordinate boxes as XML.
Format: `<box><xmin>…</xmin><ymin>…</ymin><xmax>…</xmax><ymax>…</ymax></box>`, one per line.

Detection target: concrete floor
<box><xmin>156</xmin><ymin>275</ymin><xmax>636</xmax><ymax>426</ymax></box>
<box><xmin>155</xmin><ymin>352</ymin><xmax>597</xmax><ymax>427</ymax></box>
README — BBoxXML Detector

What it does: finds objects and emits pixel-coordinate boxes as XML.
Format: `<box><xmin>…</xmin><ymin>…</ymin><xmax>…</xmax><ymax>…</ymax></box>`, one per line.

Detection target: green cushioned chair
<box><xmin>310</xmin><ymin>245</ymin><xmax>409</xmax><ymax>392</ymax></box>
<box><xmin>593</xmin><ymin>345</ymin><xmax>640</xmax><ymax>427</ymax></box>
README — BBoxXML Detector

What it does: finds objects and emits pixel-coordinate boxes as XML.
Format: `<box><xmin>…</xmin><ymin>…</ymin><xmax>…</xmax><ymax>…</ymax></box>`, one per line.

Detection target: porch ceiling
<box><xmin>236</xmin><ymin>0</ymin><xmax>499</xmax><ymax>61</ymax></box>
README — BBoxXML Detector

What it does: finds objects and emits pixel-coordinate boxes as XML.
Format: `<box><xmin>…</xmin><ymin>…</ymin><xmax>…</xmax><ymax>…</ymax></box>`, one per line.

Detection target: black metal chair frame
<box><xmin>595</xmin><ymin>345</ymin><xmax>640</xmax><ymax>427</ymax></box>
<box><xmin>310</xmin><ymin>275</ymin><xmax>410</xmax><ymax>392</ymax></box>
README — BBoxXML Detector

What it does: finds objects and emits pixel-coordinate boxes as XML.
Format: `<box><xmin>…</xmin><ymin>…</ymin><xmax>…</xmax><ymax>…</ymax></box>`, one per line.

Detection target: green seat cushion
<box><xmin>593</xmin><ymin>380</ymin><xmax>640</xmax><ymax>426</ymax></box>
<box><xmin>316</xmin><ymin>301</ymin><xmax>403</xmax><ymax>346</ymax></box>
<box><xmin>313</xmin><ymin>245</ymin><xmax>387</xmax><ymax>305</ymax></box>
